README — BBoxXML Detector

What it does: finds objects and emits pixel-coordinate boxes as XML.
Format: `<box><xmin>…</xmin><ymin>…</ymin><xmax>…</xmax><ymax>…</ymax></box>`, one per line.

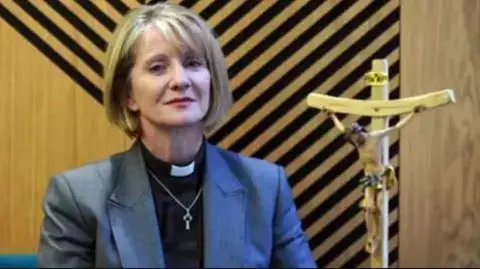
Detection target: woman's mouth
<box><xmin>165</xmin><ymin>97</ymin><xmax>195</xmax><ymax>107</ymax></box>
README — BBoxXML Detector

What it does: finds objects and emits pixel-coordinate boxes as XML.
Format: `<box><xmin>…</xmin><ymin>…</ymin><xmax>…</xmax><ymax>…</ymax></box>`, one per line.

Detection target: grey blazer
<box><xmin>37</xmin><ymin>141</ymin><xmax>316</xmax><ymax>268</ymax></box>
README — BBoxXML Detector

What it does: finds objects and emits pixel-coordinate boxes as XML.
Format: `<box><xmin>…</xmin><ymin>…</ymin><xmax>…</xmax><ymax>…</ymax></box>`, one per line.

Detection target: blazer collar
<box><xmin>203</xmin><ymin>142</ymin><xmax>245</xmax><ymax>195</ymax></box>
<box><xmin>108</xmin><ymin>139</ymin><xmax>247</xmax><ymax>268</ymax></box>
<box><xmin>107</xmin><ymin>140</ymin><xmax>165</xmax><ymax>268</ymax></box>
<box><xmin>202</xmin><ymin>142</ymin><xmax>247</xmax><ymax>267</ymax></box>
<box><xmin>109</xmin><ymin>140</ymin><xmax>149</xmax><ymax>208</ymax></box>
<box><xmin>109</xmin><ymin>140</ymin><xmax>246</xmax><ymax>206</ymax></box>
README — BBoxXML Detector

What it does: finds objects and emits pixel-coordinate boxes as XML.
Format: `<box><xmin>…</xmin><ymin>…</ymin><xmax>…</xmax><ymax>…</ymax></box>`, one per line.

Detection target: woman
<box><xmin>37</xmin><ymin>2</ymin><xmax>316</xmax><ymax>268</ymax></box>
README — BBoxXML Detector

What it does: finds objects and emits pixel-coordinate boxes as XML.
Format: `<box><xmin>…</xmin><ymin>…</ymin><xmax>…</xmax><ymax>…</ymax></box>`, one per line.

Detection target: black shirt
<box><xmin>140</xmin><ymin>141</ymin><xmax>205</xmax><ymax>268</ymax></box>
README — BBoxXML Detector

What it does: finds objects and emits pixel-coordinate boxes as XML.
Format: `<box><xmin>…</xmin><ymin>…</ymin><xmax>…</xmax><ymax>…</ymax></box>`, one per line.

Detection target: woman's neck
<box><xmin>140</xmin><ymin>123</ymin><xmax>204</xmax><ymax>165</ymax></box>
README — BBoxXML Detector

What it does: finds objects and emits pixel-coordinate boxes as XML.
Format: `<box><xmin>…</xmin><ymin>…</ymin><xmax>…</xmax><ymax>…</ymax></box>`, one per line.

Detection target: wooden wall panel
<box><xmin>400</xmin><ymin>0</ymin><xmax>480</xmax><ymax>267</ymax></box>
<box><xmin>1</xmin><ymin>0</ymin><xmax>400</xmax><ymax>267</ymax></box>
<box><xmin>0</xmin><ymin>13</ymin><xmax>129</xmax><ymax>253</ymax></box>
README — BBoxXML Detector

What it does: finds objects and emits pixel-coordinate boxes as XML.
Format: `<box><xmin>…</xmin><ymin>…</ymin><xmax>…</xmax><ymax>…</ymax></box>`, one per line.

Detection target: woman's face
<box><xmin>127</xmin><ymin>25</ymin><xmax>211</xmax><ymax>131</ymax></box>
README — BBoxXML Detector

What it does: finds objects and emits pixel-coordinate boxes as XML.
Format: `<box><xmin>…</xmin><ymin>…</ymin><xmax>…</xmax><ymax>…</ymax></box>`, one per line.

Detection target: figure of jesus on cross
<box><xmin>306</xmin><ymin>59</ymin><xmax>456</xmax><ymax>268</ymax></box>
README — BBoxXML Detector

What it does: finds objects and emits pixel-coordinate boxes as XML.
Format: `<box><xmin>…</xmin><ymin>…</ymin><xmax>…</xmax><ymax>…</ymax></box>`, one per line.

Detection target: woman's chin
<box><xmin>141</xmin><ymin>113</ymin><xmax>205</xmax><ymax>131</ymax></box>
<box><xmin>160</xmin><ymin>118</ymin><xmax>203</xmax><ymax>129</ymax></box>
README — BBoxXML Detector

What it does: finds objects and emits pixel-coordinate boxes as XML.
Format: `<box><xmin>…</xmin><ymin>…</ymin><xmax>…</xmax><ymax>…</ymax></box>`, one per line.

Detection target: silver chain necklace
<box><xmin>147</xmin><ymin>170</ymin><xmax>203</xmax><ymax>230</ymax></box>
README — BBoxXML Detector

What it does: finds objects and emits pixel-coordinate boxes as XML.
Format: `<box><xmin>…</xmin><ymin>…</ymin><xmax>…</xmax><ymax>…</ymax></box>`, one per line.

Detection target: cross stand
<box><xmin>306</xmin><ymin>59</ymin><xmax>456</xmax><ymax>268</ymax></box>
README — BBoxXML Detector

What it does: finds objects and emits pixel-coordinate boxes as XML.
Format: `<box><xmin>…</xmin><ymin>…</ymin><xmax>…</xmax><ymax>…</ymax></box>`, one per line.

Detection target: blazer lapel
<box><xmin>107</xmin><ymin>141</ymin><xmax>165</xmax><ymax>268</ymax></box>
<box><xmin>203</xmin><ymin>143</ymin><xmax>247</xmax><ymax>268</ymax></box>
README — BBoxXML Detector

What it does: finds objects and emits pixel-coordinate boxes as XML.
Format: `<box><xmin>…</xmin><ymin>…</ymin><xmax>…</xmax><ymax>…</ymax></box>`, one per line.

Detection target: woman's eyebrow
<box><xmin>145</xmin><ymin>53</ymin><xmax>169</xmax><ymax>64</ymax></box>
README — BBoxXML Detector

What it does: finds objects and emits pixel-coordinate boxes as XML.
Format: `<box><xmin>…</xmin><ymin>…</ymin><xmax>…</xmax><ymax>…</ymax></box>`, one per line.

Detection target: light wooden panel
<box><xmin>400</xmin><ymin>0</ymin><xmax>480</xmax><ymax>267</ymax></box>
<box><xmin>0</xmin><ymin>19</ymin><xmax>129</xmax><ymax>253</ymax></box>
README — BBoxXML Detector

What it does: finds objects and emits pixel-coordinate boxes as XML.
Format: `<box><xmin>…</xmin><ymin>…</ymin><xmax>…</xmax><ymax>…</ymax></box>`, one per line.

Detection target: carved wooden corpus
<box><xmin>306</xmin><ymin>59</ymin><xmax>456</xmax><ymax>268</ymax></box>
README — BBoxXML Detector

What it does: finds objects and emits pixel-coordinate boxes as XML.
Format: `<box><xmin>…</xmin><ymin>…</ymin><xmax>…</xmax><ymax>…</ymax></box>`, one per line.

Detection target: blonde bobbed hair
<box><xmin>103</xmin><ymin>2</ymin><xmax>232</xmax><ymax>137</ymax></box>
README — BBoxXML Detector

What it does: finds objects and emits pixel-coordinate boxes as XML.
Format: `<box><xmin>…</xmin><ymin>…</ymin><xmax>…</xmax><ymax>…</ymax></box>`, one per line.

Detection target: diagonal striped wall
<box><xmin>0</xmin><ymin>0</ymin><xmax>400</xmax><ymax>267</ymax></box>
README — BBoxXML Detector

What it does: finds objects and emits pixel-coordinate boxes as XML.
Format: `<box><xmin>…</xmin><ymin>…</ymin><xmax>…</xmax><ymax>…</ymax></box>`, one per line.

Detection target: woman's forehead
<box><xmin>136</xmin><ymin>24</ymin><xmax>203</xmax><ymax>59</ymax></box>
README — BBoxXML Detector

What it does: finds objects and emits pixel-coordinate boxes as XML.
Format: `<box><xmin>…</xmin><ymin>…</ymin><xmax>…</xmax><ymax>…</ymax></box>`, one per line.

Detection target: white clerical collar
<box><xmin>170</xmin><ymin>161</ymin><xmax>195</xmax><ymax>177</ymax></box>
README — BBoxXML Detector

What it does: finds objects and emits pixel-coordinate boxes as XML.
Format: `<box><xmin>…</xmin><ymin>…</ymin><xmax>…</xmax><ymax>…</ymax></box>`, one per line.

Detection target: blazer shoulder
<box><xmin>219</xmin><ymin>146</ymin><xmax>280</xmax><ymax>170</ymax></box>
<box><xmin>216</xmin><ymin>146</ymin><xmax>285</xmax><ymax>187</ymax></box>
<box><xmin>50</xmin><ymin>151</ymin><xmax>126</xmax><ymax>196</ymax></box>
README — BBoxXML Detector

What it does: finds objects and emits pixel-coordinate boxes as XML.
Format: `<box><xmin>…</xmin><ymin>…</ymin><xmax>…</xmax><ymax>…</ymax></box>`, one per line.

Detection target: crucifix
<box><xmin>306</xmin><ymin>59</ymin><xmax>456</xmax><ymax>268</ymax></box>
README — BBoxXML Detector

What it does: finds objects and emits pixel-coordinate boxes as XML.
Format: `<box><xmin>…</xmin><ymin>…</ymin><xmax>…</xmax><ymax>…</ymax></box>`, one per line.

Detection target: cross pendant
<box><xmin>183</xmin><ymin>211</ymin><xmax>193</xmax><ymax>230</ymax></box>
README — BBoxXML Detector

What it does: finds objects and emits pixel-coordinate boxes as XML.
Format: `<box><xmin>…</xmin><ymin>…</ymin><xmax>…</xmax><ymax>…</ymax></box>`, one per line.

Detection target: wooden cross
<box><xmin>306</xmin><ymin>59</ymin><xmax>456</xmax><ymax>268</ymax></box>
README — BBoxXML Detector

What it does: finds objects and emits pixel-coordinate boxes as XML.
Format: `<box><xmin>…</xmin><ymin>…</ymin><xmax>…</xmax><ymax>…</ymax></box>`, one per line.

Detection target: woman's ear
<box><xmin>125</xmin><ymin>85</ymin><xmax>139</xmax><ymax>111</ymax></box>
<box><xmin>126</xmin><ymin>96</ymin><xmax>139</xmax><ymax>112</ymax></box>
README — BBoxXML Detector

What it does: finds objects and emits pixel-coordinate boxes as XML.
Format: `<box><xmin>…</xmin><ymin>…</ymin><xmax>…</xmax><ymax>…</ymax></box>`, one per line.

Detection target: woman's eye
<box><xmin>149</xmin><ymin>64</ymin><xmax>165</xmax><ymax>73</ymax></box>
<box><xmin>186</xmin><ymin>59</ymin><xmax>204</xmax><ymax>68</ymax></box>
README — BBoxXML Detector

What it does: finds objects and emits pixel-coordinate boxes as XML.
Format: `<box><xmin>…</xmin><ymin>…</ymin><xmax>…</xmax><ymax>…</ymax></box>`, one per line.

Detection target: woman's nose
<box><xmin>170</xmin><ymin>62</ymin><xmax>190</xmax><ymax>90</ymax></box>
